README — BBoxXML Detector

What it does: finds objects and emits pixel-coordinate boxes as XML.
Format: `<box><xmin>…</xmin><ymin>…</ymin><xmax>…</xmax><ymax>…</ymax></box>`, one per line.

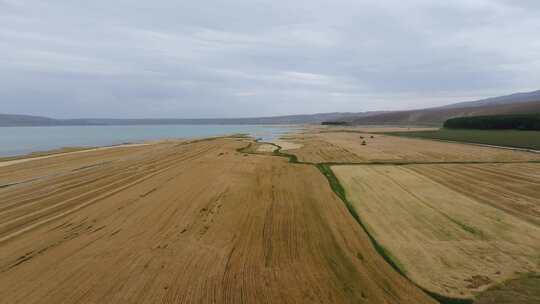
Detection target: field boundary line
<box><xmin>243</xmin><ymin>139</ymin><xmax>474</xmax><ymax>304</ymax></box>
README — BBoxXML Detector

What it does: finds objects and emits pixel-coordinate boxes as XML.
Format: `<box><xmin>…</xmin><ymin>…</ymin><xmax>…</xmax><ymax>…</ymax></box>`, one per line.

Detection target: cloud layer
<box><xmin>1</xmin><ymin>0</ymin><xmax>539</xmax><ymax>118</ymax></box>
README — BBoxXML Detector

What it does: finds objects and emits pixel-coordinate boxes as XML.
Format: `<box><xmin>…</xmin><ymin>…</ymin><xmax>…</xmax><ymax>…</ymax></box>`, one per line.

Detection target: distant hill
<box><xmin>0</xmin><ymin>112</ymin><xmax>384</xmax><ymax>127</ymax></box>
<box><xmin>4</xmin><ymin>89</ymin><xmax>539</xmax><ymax>127</ymax></box>
<box><xmin>440</xmin><ymin>90</ymin><xmax>540</xmax><ymax>109</ymax></box>
<box><xmin>347</xmin><ymin>90</ymin><xmax>540</xmax><ymax>126</ymax></box>
<box><xmin>0</xmin><ymin>114</ymin><xmax>60</xmax><ymax>126</ymax></box>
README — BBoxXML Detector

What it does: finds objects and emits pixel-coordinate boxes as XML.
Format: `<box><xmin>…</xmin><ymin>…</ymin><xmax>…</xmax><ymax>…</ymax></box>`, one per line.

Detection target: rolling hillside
<box><xmin>0</xmin><ymin>112</ymin><xmax>383</xmax><ymax>127</ymax></box>
<box><xmin>348</xmin><ymin>92</ymin><xmax>540</xmax><ymax>126</ymax></box>
<box><xmin>441</xmin><ymin>90</ymin><xmax>540</xmax><ymax>109</ymax></box>
<box><xmin>0</xmin><ymin>114</ymin><xmax>60</xmax><ymax>127</ymax></box>
<box><xmin>3</xmin><ymin>89</ymin><xmax>539</xmax><ymax>127</ymax></box>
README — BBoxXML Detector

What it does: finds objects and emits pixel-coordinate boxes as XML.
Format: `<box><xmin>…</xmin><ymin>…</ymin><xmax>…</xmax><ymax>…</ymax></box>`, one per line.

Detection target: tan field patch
<box><xmin>281</xmin><ymin>133</ymin><xmax>363</xmax><ymax>163</ymax></box>
<box><xmin>474</xmin><ymin>274</ymin><xmax>540</xmax><ymax>304</ymax></box>
<box><xmin>288</xmin><ymin>131</ymin><xmax>540</xmax><ymax>163</ymax></box>
<box><xmin>271</xmin><ymin>139</ymin><xmax>303</xmax><ymax>151</ymax></box>
<box><xmin>0</xmin><ymin>143</ymin><xmax>170</xmax><ymax>187</ymax></box>
<box><xmin>318</xmin><ymin>126</ymin><xmax>438</xmax><ymax>133</ymax></box>
<box><xmin>255</xmin><ymin>143</ymin><xmax>278</xmax><ymax>152</ymax></box>
<box><xmin>0</xmin><ymin>143</ymin><xmax>152</xmax><ymax>168</ymax></box>
<box><xmin>0</xmin><ymin>138</ymin><xmax>434</xmax><ymax>304</ymax></box>
<box><xmin>333</xmin><ymin>164</ymin><xmax>540</xmax><ymax>300</ymax></box>
<box><xmin>407</xmin><ymin>163</ymin><xmax>540</xmax><ymax>226</ymax></box>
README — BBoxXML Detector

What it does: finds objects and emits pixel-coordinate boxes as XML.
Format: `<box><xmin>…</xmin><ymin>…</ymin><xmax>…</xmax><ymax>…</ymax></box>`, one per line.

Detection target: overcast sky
<box><xmin>1</xmin><ymin>0</ymin><xmax>539</xmax><ymax>118</ymax></box>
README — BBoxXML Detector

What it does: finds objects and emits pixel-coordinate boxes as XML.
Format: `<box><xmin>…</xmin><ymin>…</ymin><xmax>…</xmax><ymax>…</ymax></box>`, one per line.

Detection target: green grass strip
<box><xmin>315</xmin><ymin>163</ymin><xmax>473</xmax><ymax>304</ymax></box>
<box><xmin>240</xmin><ymin>138</ymin><xmax>474</xmax><ymax>304</ymax></box>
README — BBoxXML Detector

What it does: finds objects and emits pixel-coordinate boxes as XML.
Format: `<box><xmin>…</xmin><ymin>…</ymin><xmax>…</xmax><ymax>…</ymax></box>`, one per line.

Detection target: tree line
<box><xmin>444</xmin><ymin>113</ymin><xmax>540</xmax><ymax>130</ymax></box>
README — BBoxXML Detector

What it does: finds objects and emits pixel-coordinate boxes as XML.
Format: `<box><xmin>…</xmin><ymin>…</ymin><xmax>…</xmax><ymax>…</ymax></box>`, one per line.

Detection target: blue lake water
<box><xmin>0</xmin><ymin>125</ymin><xmax>294</xmax><ymax>157</ymax></box>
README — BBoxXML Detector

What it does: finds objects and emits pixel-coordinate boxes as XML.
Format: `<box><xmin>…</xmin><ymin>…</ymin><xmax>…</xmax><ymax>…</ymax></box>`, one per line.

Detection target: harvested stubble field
<box><xmin>474</xmin><ymin>274</ymin><xmax>540</xmax><ymax>304</ymax></box>
<box><xmin>0</xmin><ymin>137</ymin><xmax>434</xmax><ymax>304</ymax></box>
<box><xmin>333</xmin><ymin>164</ymin><xmax>540</xmax><ymax>300</ymax></box>
<box><xmin>318</xmin><ymin>126</ymin><xmax>438</xmax><ymax>134</ymax></box>
<box><xmin>284</xmin><ymin>131</ymin><xmax>540</xmax><ymax>164</ymax></box>
<box><xmin>385</xmin><ymin>129</ymin><xmax>540</xmax><ymax>151</ymax></box>
<box><xmin>0</xmin><ymin>143</ymin><xmax>157</xmax><ymax>186</ymax></box>
<box><xmin>255</xmin><ymin>143</ymin><xmax>278</xmax><ymax>153</ymax></box>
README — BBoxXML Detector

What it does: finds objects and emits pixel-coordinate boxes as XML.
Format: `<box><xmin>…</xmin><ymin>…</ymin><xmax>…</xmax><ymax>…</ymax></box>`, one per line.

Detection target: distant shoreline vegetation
<box><xmin>444</xmin><ymin>113</ymin><xmax>540</xmax><ymax>130</ymax></box>
<box><xmin>321</xmin><ymin>121</ymin><xmax>349</xmax><ymax>126</ymax></box>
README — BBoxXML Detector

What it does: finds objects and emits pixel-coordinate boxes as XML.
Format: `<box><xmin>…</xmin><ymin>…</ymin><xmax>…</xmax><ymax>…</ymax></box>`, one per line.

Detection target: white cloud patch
<box><xmin>0</xmin><ymin>0</ymin><xmax>539</xmax><ymax>118</ymax></box>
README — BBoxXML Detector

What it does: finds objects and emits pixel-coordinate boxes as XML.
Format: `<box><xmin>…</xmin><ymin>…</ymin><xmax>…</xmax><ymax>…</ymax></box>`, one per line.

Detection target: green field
<box><xmin>444</xmin><ymin>113</ymin><xmax>540</xmax><ymax>130</ymax></box>
<box><xmin>385</xmin><ymin>129</ymin><xmax>540</xmax><ymax>150</ymax></box>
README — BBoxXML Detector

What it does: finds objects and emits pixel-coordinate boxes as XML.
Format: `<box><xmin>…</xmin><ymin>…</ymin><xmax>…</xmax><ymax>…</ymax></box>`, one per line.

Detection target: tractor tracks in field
<box><xmin>0</xmin><ymin>141</ymin><xmax>221</xmax><ymax>244</ymax></box>
<box><xmin>240</xmin><ymin>140</ymin><xmax>505</xmax><ymax>304</ymax></box>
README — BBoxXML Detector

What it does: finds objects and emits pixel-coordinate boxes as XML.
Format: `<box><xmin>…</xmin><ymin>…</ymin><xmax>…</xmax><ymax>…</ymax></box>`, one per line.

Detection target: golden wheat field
<box><xmin>0</xmin><ymin>137</ymin><xmax>434</xmax><ymax>304</ymax></box>
<box><xmin>333</xmin><ymin>164</ymin><xmax>540</xmax><ymax>300</ymax></box>
<box><xmin>2</xmin><ymin>128</ymin><xmax>539</xmax><ymax>304</ymax></box>
<box><xmin>284</xmin><ymin>130</ymin><xmax>540</xmax><ymax>164</ymax></box>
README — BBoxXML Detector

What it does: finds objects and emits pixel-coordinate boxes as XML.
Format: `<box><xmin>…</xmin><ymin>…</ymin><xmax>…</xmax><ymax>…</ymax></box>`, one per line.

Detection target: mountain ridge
<box><xmin>345</xmin><ymin>89</ymin><xmax>540</xmax><ymax>126</ymax></box>
<box><xmin>2</xmin><ymin>89</ymin><xmax>539</xmax><ymax>127</ymax></box>
<box><xmin>438</xmin><ymin>89</ymin><xmax>540</xmax><ymax>109</ymax></box>
<box><xmin>0</xmin><ymin>112</ymin><xmax>384</xmax><ymax>127</ymax></box>
<box><xmin>347</xmin><ymin>100</ymin><xmax>540</xmax><ymax>126</ymax></box>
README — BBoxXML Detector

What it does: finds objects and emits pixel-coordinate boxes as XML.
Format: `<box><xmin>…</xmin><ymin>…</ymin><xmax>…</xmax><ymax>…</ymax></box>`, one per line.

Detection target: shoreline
<box><xmin>0</xmin><ymin>142</ymin><xmax>151</xmax><ymax>168</ymax></box>
<box><xmin>0</xmin><ymin>124</ymin><xmax>297</xmax><ymax>160</ymax></box>
<box><xmin>1</xmin><ymin>128</ymin><xmax>538</xmax><ymax>303</ymax></box>
<box><xmin>0</xmin><ymin>131</ymin><xmax>275</xmax><ymax>168</ymax></box>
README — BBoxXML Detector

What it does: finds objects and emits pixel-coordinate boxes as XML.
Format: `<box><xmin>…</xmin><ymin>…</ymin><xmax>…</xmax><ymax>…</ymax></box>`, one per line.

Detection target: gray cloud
<box><xmin>1</xmin><ymin>0</ymin><xmax>539</xmax><ymax>118</ymax></box>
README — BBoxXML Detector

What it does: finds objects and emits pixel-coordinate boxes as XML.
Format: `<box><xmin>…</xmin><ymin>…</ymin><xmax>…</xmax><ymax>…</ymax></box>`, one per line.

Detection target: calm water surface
<box><xmin>0</xmin><ymin>125</ymin><xmax>294</xmax><ymax>157</ymax></box>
